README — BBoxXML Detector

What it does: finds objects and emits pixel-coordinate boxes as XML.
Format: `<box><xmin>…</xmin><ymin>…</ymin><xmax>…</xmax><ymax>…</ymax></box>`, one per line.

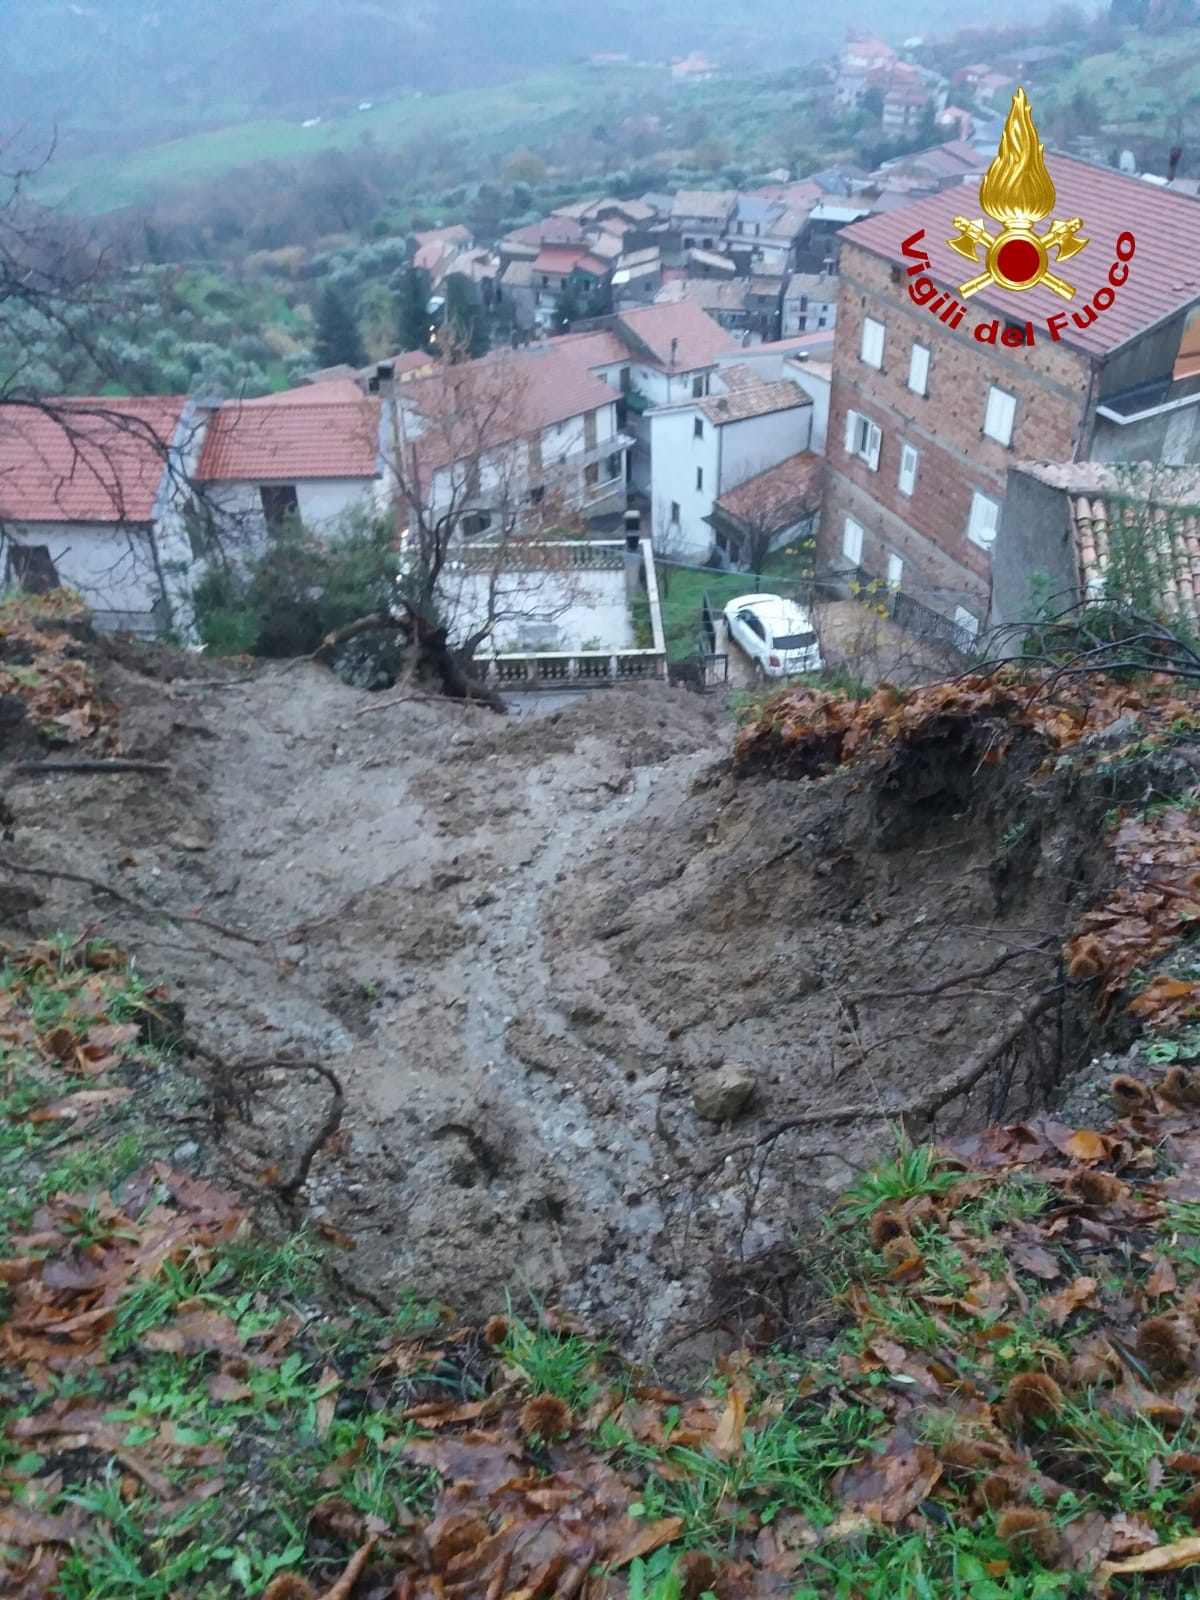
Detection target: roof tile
<box><xmin>198</xmin><ymin>399</ymin><xmax>381</xmax><ymax>482</ymax></box>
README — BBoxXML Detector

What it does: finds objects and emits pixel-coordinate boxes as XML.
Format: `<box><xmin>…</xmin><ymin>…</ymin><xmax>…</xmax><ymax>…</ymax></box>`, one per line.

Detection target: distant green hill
<box><xmin>1</xmin><ymin>0</ymin><xmax>1060</xmax><ymax>161</ymax></box>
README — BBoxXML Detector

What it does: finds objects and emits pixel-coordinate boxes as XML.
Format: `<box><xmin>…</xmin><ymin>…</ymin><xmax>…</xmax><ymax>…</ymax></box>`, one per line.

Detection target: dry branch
<box><xmin>0</xmin><ymin>854</ymin><xmax>263</xmax><ymax>946</ymax></box>
<box><xmin>15</xmin><ymin>759</ymin><xmax>171</xmax><ymax>775</ymax></box>
<box><xmin>673</xmin><ymin>989</ymin><xmax>1056</xmax><ymax>1184</ymax></box>
<box><xmin>856</xmin><ymin>940</ymin><xmax>1054</xmax><ymax>1003</ymax></box>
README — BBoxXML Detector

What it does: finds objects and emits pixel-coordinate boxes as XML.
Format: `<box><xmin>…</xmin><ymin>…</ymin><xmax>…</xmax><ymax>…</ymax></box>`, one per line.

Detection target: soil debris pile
<box><xmin>0</xmin><ymin>592</ymin><xmax>117</xmax><ymax>752</ymax></box>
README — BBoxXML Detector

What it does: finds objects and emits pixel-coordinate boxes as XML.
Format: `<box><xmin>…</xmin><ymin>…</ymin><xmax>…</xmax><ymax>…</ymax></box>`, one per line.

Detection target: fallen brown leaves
<box><xmin>0</xmin><ymin>589</ymin><xmax>118</xmax><ymax>751</ymax></box>
<box><xmin>733</xmin><ymin>670</ymin><xmax>1200</xmax><ymax>782</ymax></box>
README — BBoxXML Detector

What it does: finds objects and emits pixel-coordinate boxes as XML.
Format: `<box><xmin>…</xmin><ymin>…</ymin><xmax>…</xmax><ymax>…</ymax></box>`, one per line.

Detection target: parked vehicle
<box><xmin>722</xmin><ymin>593</ymin><xmax>822</xmax><ymax>680</ymax></box>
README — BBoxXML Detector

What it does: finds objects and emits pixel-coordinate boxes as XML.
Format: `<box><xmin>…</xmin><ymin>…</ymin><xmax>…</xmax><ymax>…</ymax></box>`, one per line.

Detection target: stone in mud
<box><xmin>692</xmin><ymin>1064</ymin><xmax>757</xmax><ymax>1123</ymax></box>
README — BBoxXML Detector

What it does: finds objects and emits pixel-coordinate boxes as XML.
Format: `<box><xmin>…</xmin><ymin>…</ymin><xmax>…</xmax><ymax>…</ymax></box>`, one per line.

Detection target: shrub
<box><xmin>193</xmin><ymin>511</ymin><xmax>399</xmax><ymax>658</ymax></box>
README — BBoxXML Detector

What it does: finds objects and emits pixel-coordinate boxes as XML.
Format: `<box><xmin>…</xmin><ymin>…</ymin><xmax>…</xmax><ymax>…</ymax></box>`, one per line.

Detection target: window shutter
<box><xmin>968</xmin><ymin>491</ymin><xmax>999</xmax><ymax>548</ymax></box>
<box><xmin>844</xmin><ymin>409</ymin><xmax>858</xmax><ymax>453</ymax></box>
<box><xmin>866</xmin><ymin>421</ymin><xmax>881</xmax><ymax>471</ymax></box>
<box><xmin>908</xmin><ymin>344</ymin><xmax>929</xmax><ymax>395</ymax></box>
<box><xmin>984</xmin><ymin>387</ymin><xmax>1015</xmax><ymax>446</ymax></box>
<box><xmin>842</xmin><ymin>517</ymin><xmax>864</xmax><ymax>564</ymax></box>
<box><xmin>861</xmin><ymin>317</ymin><xmax>884</xmax><ymax>368</ymax></box>
<box><xmin>898</xmin><ymin>443</ymin><xmax>917</xmax><ymax>496</ymax></box>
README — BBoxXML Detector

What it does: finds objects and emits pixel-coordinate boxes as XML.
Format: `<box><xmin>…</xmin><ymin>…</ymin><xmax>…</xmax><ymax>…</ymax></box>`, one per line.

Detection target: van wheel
<box><xmin>752</xmin><ymin>661</ymin><xmax>766</xmax><ymax>684</ymax></box>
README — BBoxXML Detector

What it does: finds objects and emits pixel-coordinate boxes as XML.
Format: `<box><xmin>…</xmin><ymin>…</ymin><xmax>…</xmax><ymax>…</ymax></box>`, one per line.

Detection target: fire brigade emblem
<box><xmin>947</xmin><ymin>87</ymin><xmax>1088</xmax><ymax>300</ymax></box>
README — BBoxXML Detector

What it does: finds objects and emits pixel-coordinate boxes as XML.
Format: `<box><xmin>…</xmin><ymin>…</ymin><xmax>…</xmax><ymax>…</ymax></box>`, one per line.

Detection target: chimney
<box><xmin>623</xmin><ymin>507</ymin><xmax>643</xmax><ymax>600</ymax></box>
<box><xmin>372</xmin><ymin>361</ymin><xmax>396</xmax><ymax>396</ymax></box>
<box><xmin>669</xmin><ymin>336</ymin><xmax>679</xmax><ymax>367</ymax></box>
<box><xmin>1170</xmin><ymin>146</ymin><xmax>1183</xmax><ymax>182</ymax></box>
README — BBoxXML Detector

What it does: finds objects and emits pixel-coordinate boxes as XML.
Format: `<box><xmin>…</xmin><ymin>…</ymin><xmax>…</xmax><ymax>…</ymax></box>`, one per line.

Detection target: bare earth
<box><xmin>3</xmin><ymin>652</ymin><xmax>1107</xmax><ymax>1361</ymax></box>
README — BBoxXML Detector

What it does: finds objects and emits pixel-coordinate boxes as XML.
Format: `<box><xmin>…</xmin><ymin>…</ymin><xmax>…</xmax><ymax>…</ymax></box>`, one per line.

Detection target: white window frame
<box><xmin>907</xmin><ymin>343</ymin><xmax>929</xmax><ymax>396</ymax></box>
<box><xmin>898</xmin><ymin>442</ymin><xmax>919</xmax><ymax>497</ymax></box>
<box><xmin>887</xmin><ymin>552</ymin><xmax>904</xmax><ymax>588</ymax></box>
<box><xmin>844</xmin><ymin>408</ymin><xmax>881</xmax><ymax>471</ymax></box>
<box><xmin>966</xmin><ymin>490</ymin><xmax>1000</xmax><ymax>549</ymax></box>
<box><xmin>983</xmin><ymin>385</ymin><xmax>1016</xmax><ymax>446</ymax></box>
<box><xmin>842</xmin><ymin>516</ymin><xmax>864</xmax><ymax>565</ymax></box>
<box><xmin>860</xmin><ymin>316</ymin><xmax>885</xmax><ymax>369</ymax></box>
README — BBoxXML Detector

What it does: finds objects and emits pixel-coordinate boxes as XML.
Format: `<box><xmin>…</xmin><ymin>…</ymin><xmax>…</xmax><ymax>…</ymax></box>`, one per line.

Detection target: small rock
<box><xmin>692</xmin><ymin>1064</ymin><xmax>757</xmax><ymax>1124</ymax></box>
<box><xmin>171</xmin><ymin>821</ymin><xmax>213</xmax><ymax>852</ymax></box>
<box><xmin>171</xmin><ymin>1140</ymin><xmax>200</xmax><ymax>1163</ymax></box>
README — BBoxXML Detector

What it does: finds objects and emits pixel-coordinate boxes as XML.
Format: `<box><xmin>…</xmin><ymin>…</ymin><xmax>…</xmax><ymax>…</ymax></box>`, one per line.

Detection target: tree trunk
<box><xmin>313</xmin><ymin>613</ymin><xmax>507</xmax><ymax>713</ymax></box>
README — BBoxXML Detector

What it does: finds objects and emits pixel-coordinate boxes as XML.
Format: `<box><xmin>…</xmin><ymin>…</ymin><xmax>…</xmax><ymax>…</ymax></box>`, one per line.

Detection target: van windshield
<box><xmin>776</xmin><ymin>631</ymin><xmax>816</xmax><ymax>650</ymax></box>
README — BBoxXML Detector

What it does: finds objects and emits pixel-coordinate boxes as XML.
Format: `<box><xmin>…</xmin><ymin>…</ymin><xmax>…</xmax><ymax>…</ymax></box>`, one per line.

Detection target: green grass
<box><xmin>33</xmin><ymin>64</ymin><xmax>664</xmax><ymax>213</ymax></box>
<box><xmin>655</xmin><ymin>565</ymin><xmax>792</xmax><ymax>662</ymax></box>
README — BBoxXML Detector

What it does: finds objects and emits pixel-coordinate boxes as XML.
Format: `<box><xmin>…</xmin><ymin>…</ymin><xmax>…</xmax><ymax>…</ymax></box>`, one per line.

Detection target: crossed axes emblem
<box><xmin>947</xmin><ymin>214</ymin><xmax>1089</xmax><ymax>301</ymax></box>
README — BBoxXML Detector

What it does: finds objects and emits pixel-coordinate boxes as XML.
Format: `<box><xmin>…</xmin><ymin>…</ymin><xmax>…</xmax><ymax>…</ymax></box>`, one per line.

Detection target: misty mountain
<box><xmin>4</xmin><ymin>0</ymin><xmax>1064</xmax><ymax>157</ymax></box>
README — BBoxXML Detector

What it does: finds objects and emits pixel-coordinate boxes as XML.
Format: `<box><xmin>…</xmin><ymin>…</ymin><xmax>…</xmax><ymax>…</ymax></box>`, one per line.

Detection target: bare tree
<box><xmin>320</xmin><ymin>343</ymin><xmax>603</xmax><ymax>709</ymax></box>
<box><xmin>710</xmin><ymin>457</ymin><xmax>823</xmax><ymax>576</ymax></box>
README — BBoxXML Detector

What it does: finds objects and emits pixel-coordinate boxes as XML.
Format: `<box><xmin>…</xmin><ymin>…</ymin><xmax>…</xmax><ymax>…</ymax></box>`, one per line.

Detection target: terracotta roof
<box><xmin>575</xmin><ymin>254</ymin><xmax>611</xmax><ymax>278</ymax></box>
<box><xmin>551</xmin><ymin>328</ymin><xmax>630</xmax><ymax>368</ymax></box>
<box><xmin>0</xmin><ymin>397</ymin><xmax>186</xmax><ymax>524</ymax></box>
<box><xmin>616</xmin><ymin>299</ymin><xmax>740</xmax><ymax>370</ymax></box>
<box><xmin>670</xmin><ymin>190</ymin><xmax>737</xmax><ymax>219</ymax></box>
<box><xmin>247</xmin><ymin>379</ymin><xmax>365</xmax><ymax>405</ymax></box>
<box><xmin>507</xmin><ymin>218</ymin><xmax>584</xmax><ymax>248</ymax></box>
<box><xmin>398</xmin><ymin>345</ymin><xmax>618</xmax><ymax>479</ymax></box>
<box><xmin>697</xmin><ymin>371</ymin><xmax>810</xmax><ymax>425</ymax></box>
<box><xmin>532</xmin><ymin>246</ymin><xmax>587</xmax><ymax>274</ymax></box>
<box><xmin>1049</xmin><ymin>462</ymin><xmax>1200</xmax><ymax>633</ymax></box>
<box><xmin>197</xmin><ymin>399</ymin><xmax>381</xmax><ymax>482</ymax></box>
<box><xmin>713</xmin><ymin>452</ymin><xmax>824</xmax><ymax>523</ymax></box>
<box><xmin>843</xmin><ymin>153</ymin><xmax>1200</xmax><ymax>357</ymax></box>
<box><xmin>654</xmin><ymin>278</ymin><xmax>750</xmax><ymax>314</ymax></box>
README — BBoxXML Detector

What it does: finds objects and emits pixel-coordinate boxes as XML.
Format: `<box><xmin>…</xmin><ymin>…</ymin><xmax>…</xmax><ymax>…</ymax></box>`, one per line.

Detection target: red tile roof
<box><xmin>398</xmin><ymin>345</ymin><xmax>618</xmax><ymax>479</ymax></box>
<box><xmin>508</xmin><ymin>218</ymin><xmax>584</xmax><ymax>248</ymax></box>
<box><xmin>0</xmin><ymin>397</ymin><xmax>186</xmax><ymax>524</ymax></box>
<box><xmin>245</xmin><ymin>379</ymin><xmax>366</xmax><ymax>405</ymax></box>
<box><xmin>615</xmin><ymin>299</ymin><xmax>740</xmax><ymax>371</ymax></box>
<box><xmin>841</xmin><ymin>154</ymin><xmax>1200</xmax><ymax>358</ymax></box>
<box><xmin>713</xmin><ymin>452</ymin><xmax>824</xmax><ymax>523</ymax></box>
<box><xmin>197</xmin><ymin>399</ymin><xmax>381</xmax><ymax>482</ymax></box>
<box><xmin>532</xmin><ymin>246</ymin><xmax>587</xmax><ymax>274</ymax></box>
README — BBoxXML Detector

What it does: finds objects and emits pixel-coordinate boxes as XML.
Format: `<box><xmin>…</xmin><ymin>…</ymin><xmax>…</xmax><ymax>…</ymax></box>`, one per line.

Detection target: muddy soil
<box><xmin>0</xmin><ymin>647</ymin><xmax>1155</xmax><ymax>1361</ymax></box>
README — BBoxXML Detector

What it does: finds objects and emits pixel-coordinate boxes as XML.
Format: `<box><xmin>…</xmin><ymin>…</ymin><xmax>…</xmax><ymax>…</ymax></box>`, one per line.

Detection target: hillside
<box><xmin>4</xmin><ymin>0</ymin><xmax>1061</xmax><ymax>170</ymax></box>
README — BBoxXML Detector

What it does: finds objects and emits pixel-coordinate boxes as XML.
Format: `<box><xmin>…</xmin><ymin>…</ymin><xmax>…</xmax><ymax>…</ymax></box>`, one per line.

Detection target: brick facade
<box><xmin>820</xmin><ymin>240</ymin><xmax>1093</xmax><ymax>619</ymax></box>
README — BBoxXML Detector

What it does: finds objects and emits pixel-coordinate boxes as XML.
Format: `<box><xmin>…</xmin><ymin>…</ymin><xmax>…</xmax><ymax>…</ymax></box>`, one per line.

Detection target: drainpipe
<box><xmin>624</xmin><ymin>507</ymin><xmax>642</xmax><ymax>600</ymax></box>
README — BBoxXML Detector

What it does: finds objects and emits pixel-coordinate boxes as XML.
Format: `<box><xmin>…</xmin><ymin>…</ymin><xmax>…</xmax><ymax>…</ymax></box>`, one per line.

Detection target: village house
<box><xmin>647</xmin><ymin>363</ymin><xmax>818</xmax><ymax>563</ymax></box>
<box><xmin>707</xmin><ymin>452</ymin><xmax>825</xmax><ymax>572</ymax></box>
<box><xmin>717</xmin><ymin>341</ymin><xmax>832</xmax><ymax>452</ymax></box>
<box><xmin>782</xmin><ymin>272</ymin><xmax>838</xmax><ymax>338</ymax></box>
<box><xmin>834</xmin><ymin>31</ymin><xmax>897</xmax><ymax>107</ymax></box>
<box><xmin>0</xmin><ymin>397</ymin><xmax>204</xmax><ymax>633</ymax></box>
<box><xmin>670</xmin><ymin>191</ymin><xmax>737</xmax><ymax>251</ymax></box>
<box><xmin>195</xmin><ymin>384</ymin><xmax>390</xmax><ymax>547</ymax></box>
<box><xmin>394</xmin><ymin>342</ymin><xmax>634</xmax><ymax>535</ymax></box>
<box><xmin>820</xmin><ymin>156</ymin><xmax>1200</xmax><ymax>637</ymax></box>
<box><xmin>611</xmin><ymin>247</ymin><xmax>664</xmax><ymax>309</ymax></box>
<box><xmin>793</xmin><ymin>197</ymin><xmax>873</xmax><ymax>275</ymax></box>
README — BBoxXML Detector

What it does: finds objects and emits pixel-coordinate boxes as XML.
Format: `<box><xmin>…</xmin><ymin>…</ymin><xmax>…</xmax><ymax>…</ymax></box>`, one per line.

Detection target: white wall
<box><xmin>205</xmin><ymin>477</ymin><xmax>383</xmax><ymax>550</ymax></box>
<box><xmin>784</xmin><ymin>363</ymin><xmax>830</xmax><ymax>455</ymax></box>
<box><xmin>3</xmin><ymin>520</ymin><xmax>163</xmax><ymax>615</ymax></box>
<box><xmin>648</xmin><ymin>407</ymin><xmax>720</xmax><ymax>561</ymax></box>
<box><xmin>718</xmin><ymin>409</ymin><xmax>812</xmax><ymax>494</ymax></box>
<box><xmin>443</xmin><ymin>565</ymin><xmax>632</xmax><ymax>652</ymax></box>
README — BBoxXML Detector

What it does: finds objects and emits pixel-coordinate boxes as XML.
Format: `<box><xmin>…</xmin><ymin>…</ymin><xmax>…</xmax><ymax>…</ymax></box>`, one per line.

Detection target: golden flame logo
<box><xmin>948</xmin><ymin>88</ymin><xmax>1088</xmax><ymax>299</ymax></box>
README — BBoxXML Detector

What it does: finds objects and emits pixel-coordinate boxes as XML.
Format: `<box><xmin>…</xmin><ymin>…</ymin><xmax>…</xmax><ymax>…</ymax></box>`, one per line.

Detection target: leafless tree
<box><xmin>320</xmin><ymin>343</ymin><xmax>603</xmax><ymax>709</ymax></box>
<box><xmin>712</xmin><ymin>457</ymin><xmax>822</xmax><ymax>576</ymax></box>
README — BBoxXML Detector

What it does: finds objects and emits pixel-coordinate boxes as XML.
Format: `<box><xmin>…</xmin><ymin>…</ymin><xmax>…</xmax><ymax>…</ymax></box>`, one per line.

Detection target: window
<box><xmin>692</xmin><ymin>375</ymin><xmax>706</xmax><ymax>398</ymax></box>
<box><xmin>907</xmin><ymin>343</ymin><xmax>929</xmax><ymax>396</ymax></box>
<box><xmin>844</xmin><ymin>408</ymin><xmax>881</xmax><ymax>470</ymax></box>
<box><xmin>528</xmin><ymin>485</ymin><xmax>545</xmax><ymax>505</ymax></box>
<box><xmin>670</xmin><ymin>501</ymin><xmax>681</xmax><ymax>523</ymax></box>
<box><xmin>461</xmin><ymin>511</ymin><xmax>492</xmax><ymax>538</ymax></box>
<box><xmin>585</xmin><ymin>463</ymin><xmax>599</xmax><ymax>487</ymax></box>
<box><xmin>966</xmin><ymin>490</ymin><xmax>1000</xmax><ymax>549</ymax></box>
<box><xmin>6</xmin><ymin>544</ymin><xmax>59</xmax><ymax>594</ymax></box>
<box><xmin>954</xmin><ymin>605</ymin><xmax>980</xmax><ymax>639</ymax></box>
<box><xmin>693</xmin><ymin>417</ymin><xmax>704</xmax><ymax>439</ymax></box>
<box><xmin>842</xmin><ymin>517</ymin><xmax>864</xmax><ymax>565</ymax></box>
<box><xmin>606</xmin><ymin>452</ymin><xmax>621</xmax><ymax>480</ymax></box>
<box><xmin>983</xmin><ymin>386</ymin><xmax>1016</xmax><ymax>446</ymax></box>
<box><xmin>898</xmin><ymin>442</ymin><xmax>919</xmax><ymax>497</ymax></box>
<box><xmin>739</xmin><ymin>609</ymin><xmax>766</xmax><ymax>641</ymax></box>
<box><xmin>860</xmin><ymin>316</ymin><xmax>885</xmax><ymax>368</ymax></box>
<box><xmin>887</xmin><ymin>552</ymin><xmax>904</xmax><ymax>588</ymax></box>
<box><xmin>260</xmin><ymin>484</ymin><xmax>299</xmax><ymax>532</ymax></box>
<box><xmin>696</xmin><ymin>467</ymin><xmax>704</xmax><ymax>491</ymax></box>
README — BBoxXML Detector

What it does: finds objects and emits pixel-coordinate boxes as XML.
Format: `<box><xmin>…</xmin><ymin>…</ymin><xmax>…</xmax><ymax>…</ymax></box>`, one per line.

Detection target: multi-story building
<box><xmin>819</xmin><ymin>154</ymin><xmax>1200</xmax><ymax>635</ymax></box>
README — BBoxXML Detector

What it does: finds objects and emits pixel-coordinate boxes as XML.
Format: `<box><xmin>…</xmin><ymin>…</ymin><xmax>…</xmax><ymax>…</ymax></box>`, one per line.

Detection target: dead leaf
<box><xmin>838</xmin><ymin>1430</ymin><xmax>943</xmax><ymax>1524</ymax></box>
<box><xmin>1098</xmin><ymin>1535</ymin><xmax>1200</xmax><ymax>1584</ymax></box>
<box><xmin>610</xmin><ymin>1516</ymin><xmax>686</xmax><ymax>1568</ymax></box>
<box><xmin>207</xmin><ymin>1372</ymin><xmax>253</xmax><ymax>1403</ymax></box>
<box><xmin>1146</xmin><ymin>1257</ymin><xmax>1179</xmax><ymax>1297</ymax></box>
<box><xmin>315</xmin><ymin>1365</ymin><xmax>340</xmax><ymax>1437</ymax></box>
<box><xmin>315</xmin><ymin>1537</ymin><xmax>378</xmax><ymax>1600</ymax></box>
<box><xmin>0</xmin><ymin>1506</ymin><xmax>83</xmax><ymax>1545</ymax></box>
<box><xmin>1064</xmin><ymin>1129</ymin><xmax>1112</xmax><ymax>1162</ymax></box>
<box><xmin>1038</xmin><ymin>1276</ymin><xmax>1101</xmax><ymax>1328</ymax></box>
<box><xmin>712</xmin><ymin>1385</ymin><xmax>747</xmax><ymax>1458</ymax></box>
